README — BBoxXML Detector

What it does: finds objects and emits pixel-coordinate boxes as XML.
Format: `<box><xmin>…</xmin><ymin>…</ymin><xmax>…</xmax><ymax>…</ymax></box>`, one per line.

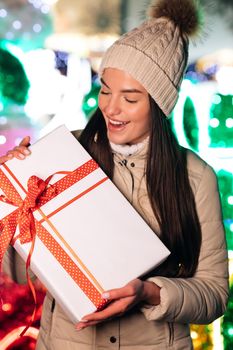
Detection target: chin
<box><xmin>107</xmin><ymin>133</ymin><xmax>127</xmax><ymax>145</ymax></box>
<box><xmin>109</xmin><ymin>138</ymin><xmax>126</xmax><ymax>145</ymax></box>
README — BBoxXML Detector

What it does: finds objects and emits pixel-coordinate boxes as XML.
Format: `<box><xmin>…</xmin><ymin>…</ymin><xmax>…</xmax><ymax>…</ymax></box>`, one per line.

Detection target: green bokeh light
<box><xmin>209</xmin><ymin>94</ymin><xmax>233</xmax><ymax>148</ymax></box>
<box><xmin>82</xmin><ymin>82</ymin><xmax>100</xmax><ymax>118</ymax></box>
<box><xmin>0</xmin><ymin>46</ymin><xmax>29</xmax><ymax>105</ymax></box>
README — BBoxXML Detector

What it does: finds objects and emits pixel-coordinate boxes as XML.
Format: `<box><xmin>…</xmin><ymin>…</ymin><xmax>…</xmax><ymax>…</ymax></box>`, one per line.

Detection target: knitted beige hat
<box><xmin>100</xmin><ymin>0</ymin><xmax>202</xmax><ymax>117</ymax></box>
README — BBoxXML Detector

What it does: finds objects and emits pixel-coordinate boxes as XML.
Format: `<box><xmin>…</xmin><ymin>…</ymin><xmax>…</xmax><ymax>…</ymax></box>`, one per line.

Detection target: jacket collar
<box><xmin>111</xmin><ymin>137</ymin><xmax>149</xmax><ymax>162</ymax></box>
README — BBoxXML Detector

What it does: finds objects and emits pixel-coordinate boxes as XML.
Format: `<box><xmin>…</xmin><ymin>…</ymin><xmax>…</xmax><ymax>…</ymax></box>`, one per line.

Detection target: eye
<box><xmin>100</xmin><ymin>89</ymin><xmax>110</xmax><ymax>95</ymax></box>
<box><xmin>125</xmin><ymin>97</ymin><xmax>137</xmax><ymax>104</ymax></box>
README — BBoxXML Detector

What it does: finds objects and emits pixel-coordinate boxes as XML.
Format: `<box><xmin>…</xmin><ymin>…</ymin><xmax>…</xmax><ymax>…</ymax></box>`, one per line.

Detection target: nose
<box><xmin>102</xmin><ymin>96</ymin><xmax>121</xmax><ymax>117</ymax></box>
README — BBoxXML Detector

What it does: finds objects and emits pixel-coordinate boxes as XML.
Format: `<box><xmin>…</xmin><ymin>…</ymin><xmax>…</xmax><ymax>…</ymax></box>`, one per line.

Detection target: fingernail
<box><xmin>101</xmin><ymin>292</ymin><xmax>110</xmax><ymax>299</ymax></box>
<box><xmin>80</xmin><ymin>319</ymin><xmax>89</xmax><ymax>323</ymax></box>
<box><xmin>76</xmin><ymin>325</ymin><xmax>84</xmax><ymax>331</ymax></box>
<box><xmin>7</xmin><ymin>154</ymin><xmax>13</xmax><ymax>158</ymax></box>
<box><xmin>24</xmin><ymin>149</ymin><xmax>30</xmax><ymax>155</ymax></box>
<box><xmin>18</xmin><ymin>154</ymin><xmax>25</xmax><ymax>159</ymax></box>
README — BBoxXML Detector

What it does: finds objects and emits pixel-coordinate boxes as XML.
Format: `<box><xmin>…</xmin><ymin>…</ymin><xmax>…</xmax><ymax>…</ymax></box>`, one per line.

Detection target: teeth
<box><xmin>109</xmin><ymin>119</ymin><xmax>127</xmax><ymax>125</ymax></box>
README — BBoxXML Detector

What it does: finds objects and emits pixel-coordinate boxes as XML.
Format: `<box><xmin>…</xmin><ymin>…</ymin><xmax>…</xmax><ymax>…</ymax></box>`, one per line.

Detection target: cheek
<box><xmin>139</xmin><ymin>119</ymin><xmax>150</xmax><ymax>134</ymax></box>
<box><xmin>98</xmin><ymin>94</ymin><xmax>109</xmax><ymax>114</ymax></box>
<box><xmin>132</xmin><ymin>106</ymin><xmax>151</xmax><ymax>128</ymax></box>
<box><xmin>98</xmin><ymin>94</ymin><xmax>109</xmax><ymax>113</ymax></box>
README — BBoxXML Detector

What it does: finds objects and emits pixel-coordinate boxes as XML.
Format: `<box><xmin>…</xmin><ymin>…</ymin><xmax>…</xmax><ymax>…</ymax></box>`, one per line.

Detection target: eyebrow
<box><xmin>100</xmin><ymin>78</ymin><xmax>143</xmax><ymax>94</ymax></box>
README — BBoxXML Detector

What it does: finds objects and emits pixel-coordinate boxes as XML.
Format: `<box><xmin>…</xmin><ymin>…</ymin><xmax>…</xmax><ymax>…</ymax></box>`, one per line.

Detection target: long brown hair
<box><xmin>79</xmin><ymin>98</ymin><xmax>201</xmax><ymax>278</ymax></box>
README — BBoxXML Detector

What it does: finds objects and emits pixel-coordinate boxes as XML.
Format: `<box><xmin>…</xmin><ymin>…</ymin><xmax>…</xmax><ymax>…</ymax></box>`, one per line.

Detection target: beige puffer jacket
<box><xmin>3</xmin><ymin>142</ymin><xmax>229</xmax><ymax>350</ymax></box>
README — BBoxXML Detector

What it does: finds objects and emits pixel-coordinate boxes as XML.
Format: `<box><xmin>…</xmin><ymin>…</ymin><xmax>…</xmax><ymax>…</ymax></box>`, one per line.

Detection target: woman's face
<box><xmin>98</xmin><ymin>68</ymin><xmax>151</xmax><ymax>145</ymax></box>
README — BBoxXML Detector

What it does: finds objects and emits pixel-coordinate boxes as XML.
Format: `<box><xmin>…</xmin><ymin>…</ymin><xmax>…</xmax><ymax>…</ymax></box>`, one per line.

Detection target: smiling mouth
<box><xmin>109</xmin><ymin>118</ymin><xmax>129</xmax><ymax>126</ymax></box>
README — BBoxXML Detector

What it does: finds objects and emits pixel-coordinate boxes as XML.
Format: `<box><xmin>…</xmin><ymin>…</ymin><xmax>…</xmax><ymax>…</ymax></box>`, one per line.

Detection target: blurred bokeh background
<box><xmin>0</xmin><ymin>0</ymin><xmax>232</xmax><ymax>349</ymax></box>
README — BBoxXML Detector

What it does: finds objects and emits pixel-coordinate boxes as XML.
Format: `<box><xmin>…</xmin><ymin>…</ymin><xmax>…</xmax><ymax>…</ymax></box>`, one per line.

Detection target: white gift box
<box><xmin>0</xmin><ymin>125</ymin><xmax>170</xmax><ymax>323</ymax></box>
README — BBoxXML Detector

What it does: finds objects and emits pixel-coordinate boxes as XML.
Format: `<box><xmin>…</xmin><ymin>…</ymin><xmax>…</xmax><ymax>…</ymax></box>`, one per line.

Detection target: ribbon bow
<box><xmin>18</xmin><ymin>176</ymin><xmax>52</xmax><ymax>244</ymax></box>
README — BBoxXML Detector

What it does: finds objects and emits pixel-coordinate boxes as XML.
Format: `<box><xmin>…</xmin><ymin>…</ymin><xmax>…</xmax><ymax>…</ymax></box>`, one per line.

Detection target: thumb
<box><xmin>19</xmin><ymin>136</ymin><xmax>31</xmax><ymax>147</ymax></box>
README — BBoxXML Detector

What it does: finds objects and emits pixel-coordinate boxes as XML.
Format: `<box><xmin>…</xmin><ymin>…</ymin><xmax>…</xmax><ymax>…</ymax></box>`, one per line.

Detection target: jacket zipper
<box><xmin>121</xmin><ymin>159</ymin><xmax>135</xmax><ymax>201</ymax></box>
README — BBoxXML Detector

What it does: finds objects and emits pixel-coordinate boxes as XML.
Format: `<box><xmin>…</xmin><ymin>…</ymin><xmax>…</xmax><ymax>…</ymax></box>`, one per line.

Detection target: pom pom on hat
<box><xmin>100</xmin><ymin>0</ymin><xmax>204</xmax><ymax>117</ymax></box>
<box><xmin>149</xmin><ymin>0</ymin><xmax>202</xmax><ymax>37</ymax></box>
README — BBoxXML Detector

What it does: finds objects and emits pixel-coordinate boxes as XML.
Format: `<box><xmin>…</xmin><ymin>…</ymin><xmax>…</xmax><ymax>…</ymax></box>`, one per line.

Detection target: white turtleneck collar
<box><xmin>110</xmin><ymin>137</ymin><xmax>149</xmax><ymax>157</ymax></box>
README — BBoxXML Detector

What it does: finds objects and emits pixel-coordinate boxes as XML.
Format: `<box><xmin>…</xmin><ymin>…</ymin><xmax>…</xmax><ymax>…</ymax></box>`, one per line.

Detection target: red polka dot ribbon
<box><xmin>0</xmin><ymin>159</ymin><xmax>108</xmax><ymax>334</ymax></box>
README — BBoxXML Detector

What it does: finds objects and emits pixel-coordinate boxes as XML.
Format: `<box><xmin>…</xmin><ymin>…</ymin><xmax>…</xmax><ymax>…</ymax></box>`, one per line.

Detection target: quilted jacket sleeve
<box><xmin>141</xmin><ymin>161</ymin><xmax>229</xmax><ymax>324</ymax></box>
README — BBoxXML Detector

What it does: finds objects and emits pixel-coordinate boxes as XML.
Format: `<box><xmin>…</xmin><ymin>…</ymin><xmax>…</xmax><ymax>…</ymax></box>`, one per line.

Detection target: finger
<box><xmin>82</xmin><ymin>299</ymin><xmax>129</xmax><ymax>322</ymax></box>
<box><xmin>0</xmin><ymin>153</ymin><xmax>14</xmax><ymax>165</ymax></box>
<box><xmin>7</xmin><ymin>146</ymin><xmax>31</xmax><ymax>160</ymax></box>
<box><xmin>76</xmin><ymin>320</ymin><xmax>100</xmax><ymax>331</ymax></box>
<box><xmin>101</xmin><ymin>285</ymin><xmax>136</xmax><ymax>301</ymax></box>
<box><xmin>76</xmin><ymin>314</ymin><xmax>115</xmax><ymax>330</ymax></box>
<box><xmin>12</xmin><ymin>146</ymin><xmax>31</xmax><ymax>156</ymax></box>
<box><xmin>81</xmin><ymin>309</ymin><xmax>109</xmax><ymax>322</ymax></box>
<box><xmin>7</xmin><ymin>150</ymin><xmax>26</xmax><ymax>160</ymax></box>
<box><xmin>19</xmin><ymin>136</ymin><xmax>31</xmax><ymax>147</ymax></box>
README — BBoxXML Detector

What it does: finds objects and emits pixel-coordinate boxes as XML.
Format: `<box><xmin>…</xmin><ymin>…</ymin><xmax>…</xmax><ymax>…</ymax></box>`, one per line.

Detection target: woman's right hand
<box><xmin>0</xmin><ymin>136</ymin><xmax>31</xmax><ymax>165</ymax></box>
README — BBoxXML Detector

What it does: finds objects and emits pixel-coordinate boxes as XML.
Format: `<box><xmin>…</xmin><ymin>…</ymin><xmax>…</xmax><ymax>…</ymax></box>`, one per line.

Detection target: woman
<box><xmin>1</xmin><ymin>0</ymin><xmax>229</xmax><ymax>349</ymax></box>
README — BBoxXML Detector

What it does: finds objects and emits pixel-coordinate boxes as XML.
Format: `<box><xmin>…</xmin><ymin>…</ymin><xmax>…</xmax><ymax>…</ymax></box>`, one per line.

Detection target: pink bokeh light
<box><xmin>0</xmin><ymin>128</ymin><xmax>38</xmax><ymax>157</ymax></box>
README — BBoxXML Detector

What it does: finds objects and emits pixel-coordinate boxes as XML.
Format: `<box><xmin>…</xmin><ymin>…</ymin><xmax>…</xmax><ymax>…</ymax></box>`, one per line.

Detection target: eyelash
<box><xmin>125</xmin><ymin>98</ymin><xmax>137</xmax><ymax>104</ymax></box>
<box><xmin>100</xmin><ymin>91</ymin><xmax>137</xmax><ymax>104</ymax></box>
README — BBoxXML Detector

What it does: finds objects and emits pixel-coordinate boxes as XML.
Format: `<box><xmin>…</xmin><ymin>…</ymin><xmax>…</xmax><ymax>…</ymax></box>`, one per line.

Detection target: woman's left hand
<box><xmin>76</xmin><ymin>278</ymin><xmax>160</xmax><ymax>330</ymax></box>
